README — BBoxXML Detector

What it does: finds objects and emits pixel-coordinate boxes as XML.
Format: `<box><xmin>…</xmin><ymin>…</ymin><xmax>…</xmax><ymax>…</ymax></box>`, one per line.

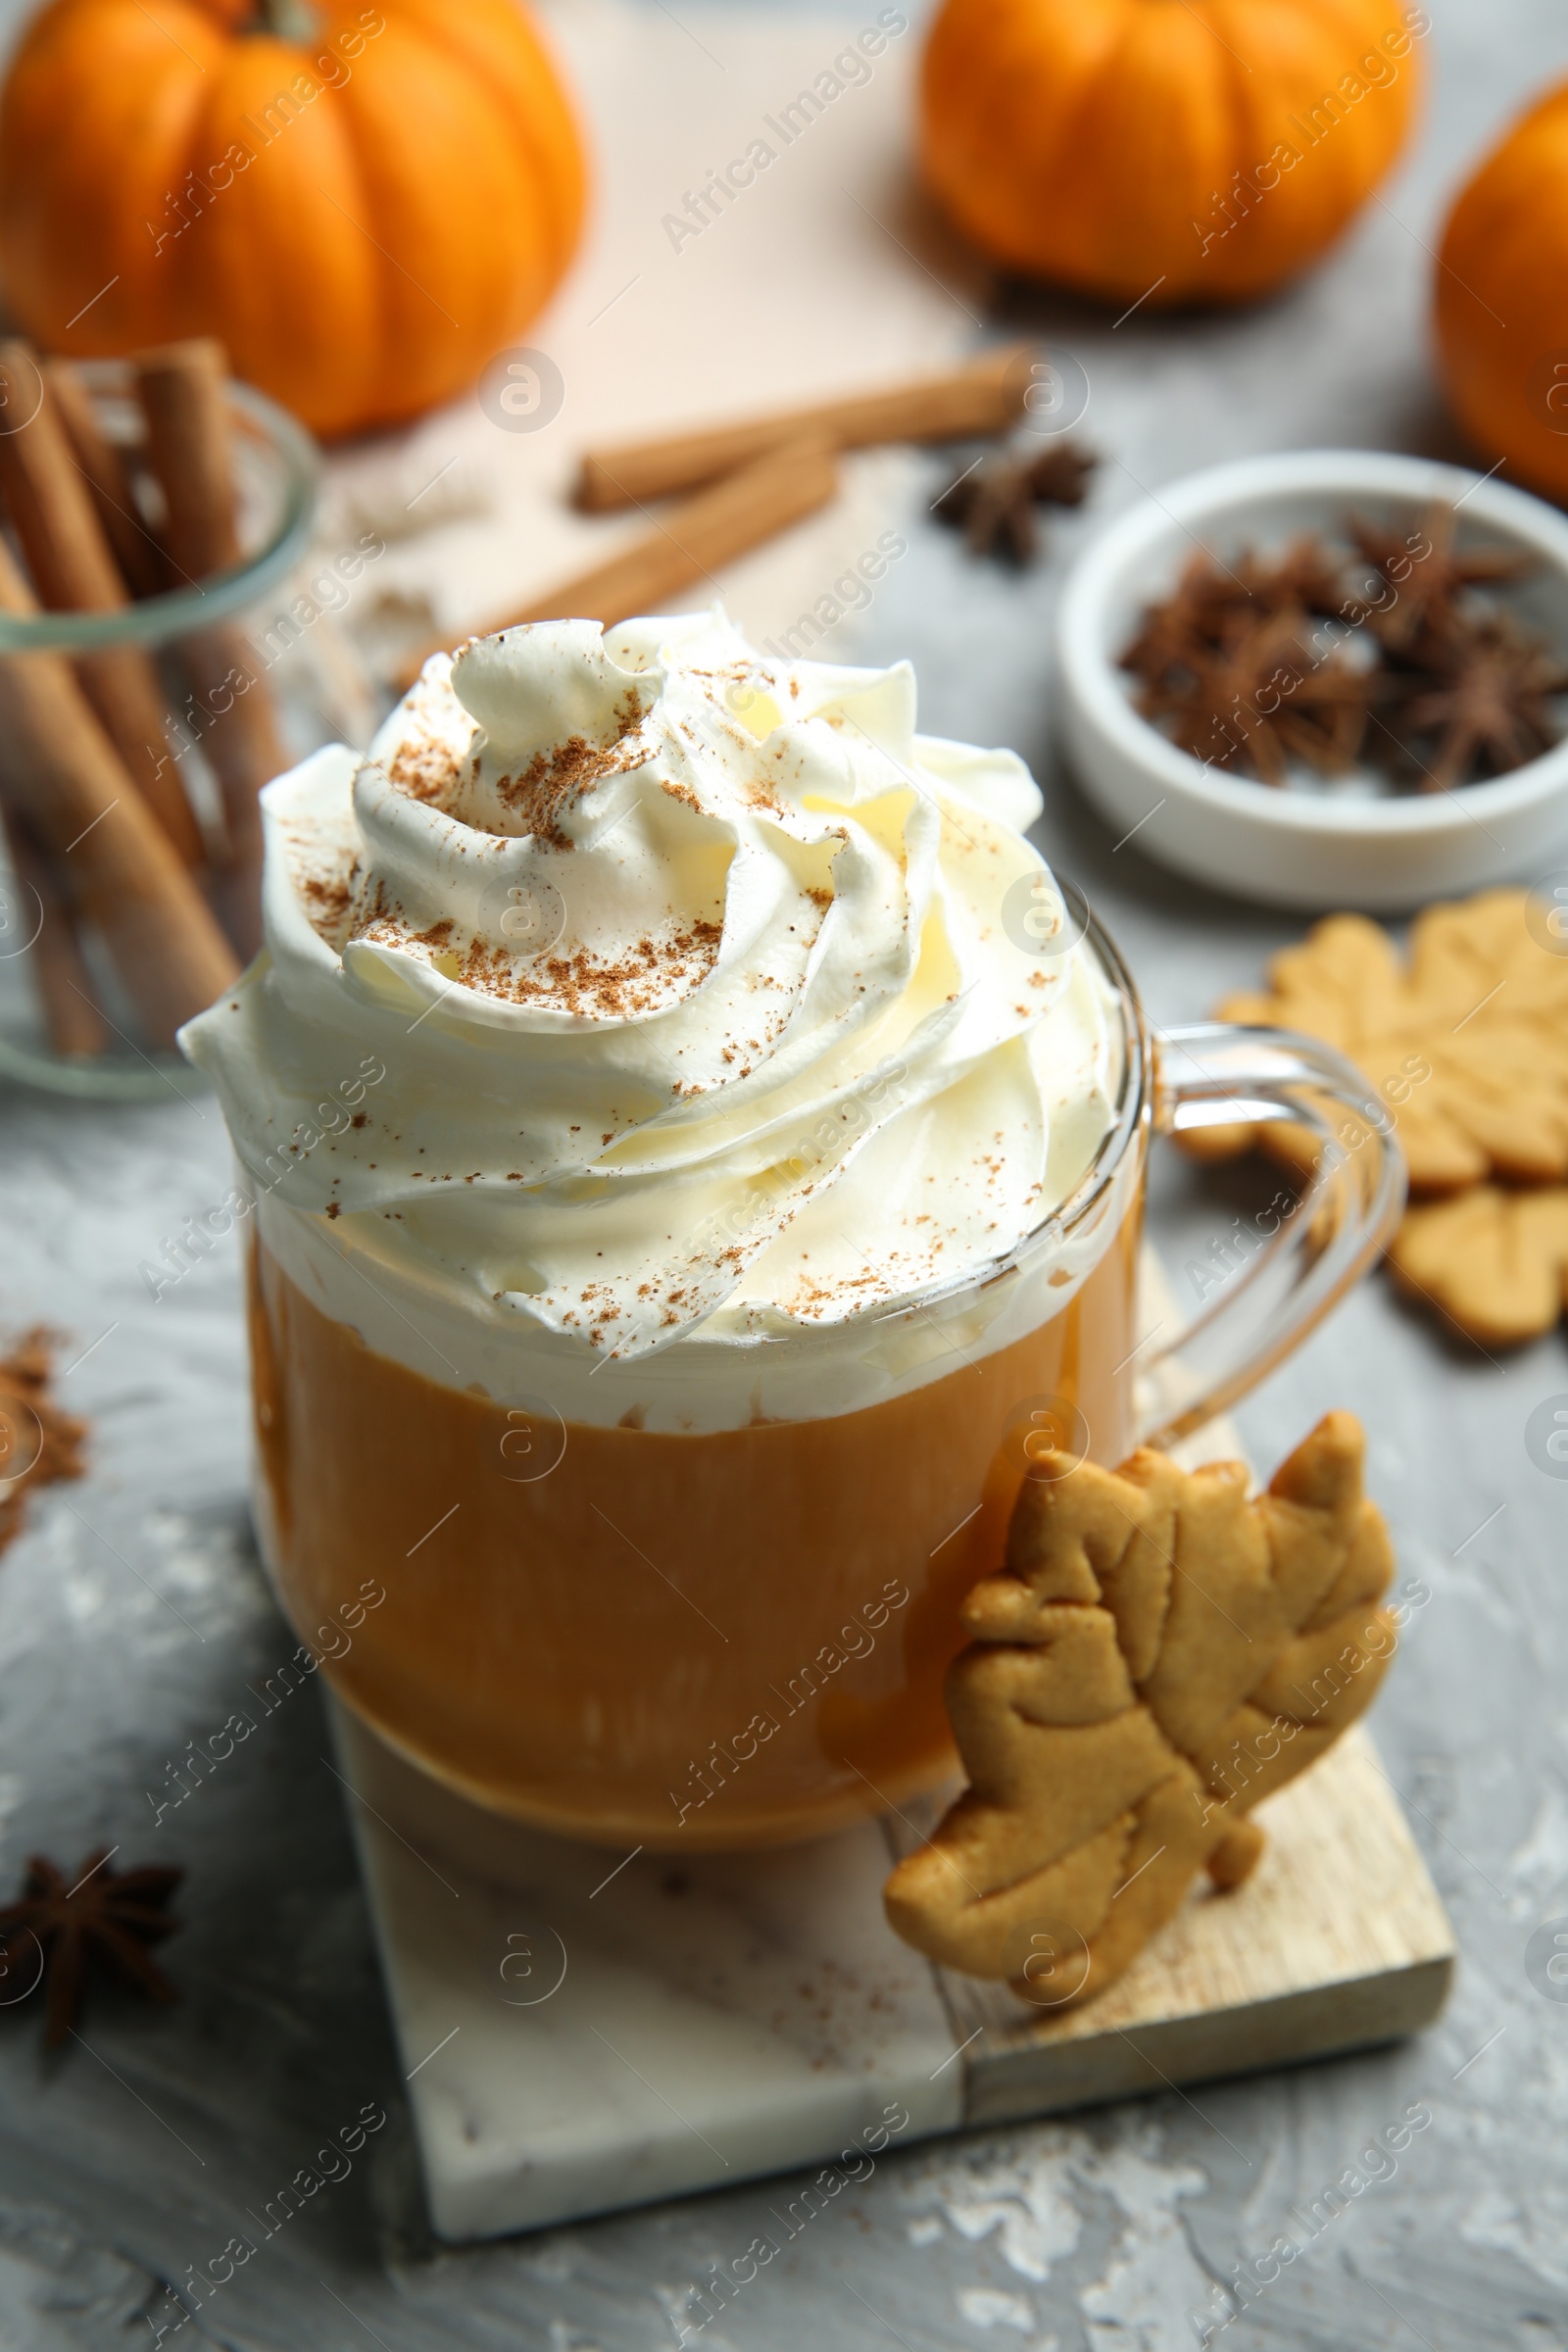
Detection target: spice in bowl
<box><xmin>1120</xmin><ymin>503</ymin><xmax>1568</xmax><ymax>793</ymax></box>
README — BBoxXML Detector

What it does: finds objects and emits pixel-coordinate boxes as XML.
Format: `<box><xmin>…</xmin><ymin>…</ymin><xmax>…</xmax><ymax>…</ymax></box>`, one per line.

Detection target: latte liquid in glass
<box><xmin>249</xmin><ymin>1186</ymin><xmax>1142</xmax><ymax>1848</ymax></box>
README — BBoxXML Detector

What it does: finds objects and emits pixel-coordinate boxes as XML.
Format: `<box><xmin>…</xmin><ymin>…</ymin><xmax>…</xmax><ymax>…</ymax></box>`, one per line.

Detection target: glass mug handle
<box><xmin>1135</xmin><ymin>1022</ymin><xmax>1408</xmax><ymax>1449</ymax></box>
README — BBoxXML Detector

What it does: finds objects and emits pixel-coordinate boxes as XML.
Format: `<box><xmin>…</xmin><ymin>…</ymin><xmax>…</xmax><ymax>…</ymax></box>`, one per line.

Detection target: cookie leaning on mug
<box><xmin>1188</xmin><ymin>887</ymin><xmax>1568</xmax><ymax>1341</ymax></box>
<box><xmin>883</xmin><ymin>1413</ymin><xmax>1396</xmax><ymax>2010</ymax></box>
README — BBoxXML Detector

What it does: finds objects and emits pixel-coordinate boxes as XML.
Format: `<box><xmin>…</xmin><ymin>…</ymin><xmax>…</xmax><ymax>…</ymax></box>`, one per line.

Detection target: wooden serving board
<box><xmin>888</xmin><ymin>1725</ymin><xmax>1454</xmax><ymax>2132</ymax></box>
<box><xmin>333</xmin><ymin>1716</ymin><xmax>1453</xmax><ymax>2244</ymax></box>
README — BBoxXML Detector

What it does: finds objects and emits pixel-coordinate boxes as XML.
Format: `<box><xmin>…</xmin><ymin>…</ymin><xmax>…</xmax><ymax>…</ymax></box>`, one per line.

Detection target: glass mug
<box><xmin>244</xmin><ymin>895</ymin><xmax>1403</xmax><ymax>1851</ymax></box>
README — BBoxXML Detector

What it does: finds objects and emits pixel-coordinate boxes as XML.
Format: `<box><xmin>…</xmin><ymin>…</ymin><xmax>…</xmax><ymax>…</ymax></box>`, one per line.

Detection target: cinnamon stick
<box><xmin>575</xmin><ymin>345</ymin><xmax>1035</xmax><ymax>513</ymax></box>
<box><xmin>0</xmin><ymin>538</ymin><xmax>237</xmax><ymax>1047</ymax></box>
<box><xmin>395</xmin><ymin>436</ymin><xmax>839</xmax><ymax>692</ymax></box>
<box><xmin>45</xmin><ymin>359</ymin><xmax>166</xmax><ymax>599</ymax></box>
<box><xmin>0</xmin><ymin>808</ymin><xmax>110</xmax><ymax>1058</ymax></box>
<box><xmin>136</xmin><ymin>339</ymin><xmax>243</xmax><ymax>575</ymax></box>
<box><xmin>135</xmin><ymin>339</ymin><xmax>289</xmax><ymax>957</ymax></box>
<box><xmin>0</xmin><ymin>343</ymin><xmax>204</xmax><ymax>867</ymax></box>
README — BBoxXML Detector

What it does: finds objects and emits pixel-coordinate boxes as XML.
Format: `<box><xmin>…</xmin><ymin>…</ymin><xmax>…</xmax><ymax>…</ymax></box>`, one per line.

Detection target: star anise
<box><xmin>0</xmin><ymin>1850</ymin><xmax>183</xmax><ymax>2044</ymax></box>
<box><xmin>1138</xmin><ymin>608</ymin><xmax>1379</xmax><ymax>786</ymax></box>
<box><xmin>1216</xmin><ymin>539</ymin><xmax>1352</xmax><ymax>636</ymax></box>
<box><xmin>0</xmin><ymin>1330</ymin><xmax>87</xmax><ymax>1556</ymax></box>
<box><xmin>1395</xmin><ymin>611</ymin><xmax>1568</xmax><ymax>792</ymax></box>
<box><xmin>1119</xmin><ymin>552</ymin><xmax>1230</xmax><ymax>683</ymax></box>
<box><xmin>933</xmin><ymin>439</ymin><xmax>1097</xmax><ymax>564</ymax></box>
<box><xmin>1348</xmin><ymin>501</ymin><xmax>1533</xmax><ymax>653</ymax></box>
<box><xmin>1126</xmin><ymin>539</ymin><xmax>1380</xmax><ymax>788</ymax></box>
<box><xmin>1121</xmin><ymin>538</ymin><xmax>1350</xmax><ymax>684</ymax></box>
<box><xmin>1123</xmin><ymin>514</ymin><xmax>1568</xmax><ymax>793</ymax></box>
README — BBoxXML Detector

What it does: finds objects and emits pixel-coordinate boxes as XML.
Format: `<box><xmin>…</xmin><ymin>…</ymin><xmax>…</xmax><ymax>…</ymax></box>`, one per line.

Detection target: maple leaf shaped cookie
<box><xmin>883</xmin><ymin>1414</ymin><xmax>1396</xmax><ymax>2007</ymax></box>
<box><xmin>1389</xmin><ymin>1184</ymin><xmax>1568</xmax><ymax>1346</ymax></box>
<box><xmin>1194</xmin><ymin>890</ymin><xmax>1568</xmax><ymax>1193</ymax></box>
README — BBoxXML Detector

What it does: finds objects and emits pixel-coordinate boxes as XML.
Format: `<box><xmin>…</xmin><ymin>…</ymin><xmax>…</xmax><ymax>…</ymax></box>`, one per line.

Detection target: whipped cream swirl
<box><xmin>184</xmin><ymin>611</ymin><xmax>1122</xmax><ymax>1363</ymax></box>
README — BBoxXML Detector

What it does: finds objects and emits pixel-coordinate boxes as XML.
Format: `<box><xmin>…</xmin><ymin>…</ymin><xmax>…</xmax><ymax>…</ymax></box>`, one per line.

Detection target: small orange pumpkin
<box><xmin>1436</xmin><ymin>82</ymin><xmax>1568</xmax><ymax>501</ymax></box>
<box><xmin>0</xmin><ymin>0</ymin><xmax>586</xmax><ymax>440</ymax></box>
<box><xmin>919</xmin><ymin>0</ymin><xmax>1424</xmax><ymax>307</ymax></box>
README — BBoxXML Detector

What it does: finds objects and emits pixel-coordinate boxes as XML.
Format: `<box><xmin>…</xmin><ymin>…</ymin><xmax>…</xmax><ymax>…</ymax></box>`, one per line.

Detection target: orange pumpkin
<box><xmin>1436</xmin><ymin>82</ymin><xmax>1568</xmax><ymax>501</ymax></box>
<box><xmin>0</xmin><ymin>0</ymin><xmax>586</xmax><ymax>440</ymax></box>
<box><xmin>919</xmin><ymin>0</ymin><xmax>1424</xmax><ymax>307</ymax></box>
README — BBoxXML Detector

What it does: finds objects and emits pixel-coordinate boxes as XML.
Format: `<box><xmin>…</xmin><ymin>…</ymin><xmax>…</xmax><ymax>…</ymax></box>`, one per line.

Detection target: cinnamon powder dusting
<box><xmin>386</xmin><ymin>730</ymin><xmax>470</xmax><ymax>807</ymax></box>
<box><xmin>280</xmin><ymin>811</ymin><xmax>362</xmax><ymax>951</ymax></box>
<box><xmin>455</xmin><ymin>921</ymin><xmax>724</xmax><ymax>1016</ymax></box>
<box><xmin>300</xmin><ymin>867</ymin><xmax>354</xmax><ymax>925</ymax></box>
<box><xmin>494</xmin><ymin>693</ymin><xmax>650</xmax><ymax>847</ymax></box>
<box><xmin>295</xmin><ymin>862</ymin><xmax>360</xmax><ymax>949</ymax></box>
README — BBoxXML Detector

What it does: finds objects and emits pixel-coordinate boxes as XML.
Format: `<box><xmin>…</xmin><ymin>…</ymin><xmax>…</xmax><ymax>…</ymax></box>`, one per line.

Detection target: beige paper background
<box><xmin>323</xmin><ymin>0</ymin><xmax>985</xmax><ymax>657</ymax></box>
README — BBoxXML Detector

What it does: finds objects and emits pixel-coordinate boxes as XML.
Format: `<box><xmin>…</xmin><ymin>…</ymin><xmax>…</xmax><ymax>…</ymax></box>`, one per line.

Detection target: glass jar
<box><xmin>0</xmin><ymin>359</ymin><xmax>378</xmax><ymax>1100</ymax></box>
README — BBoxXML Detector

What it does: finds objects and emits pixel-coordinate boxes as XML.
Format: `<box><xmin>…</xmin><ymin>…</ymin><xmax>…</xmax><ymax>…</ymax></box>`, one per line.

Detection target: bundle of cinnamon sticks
<box><xmin>394</xmin><ymin>343</ymin><xmax>1043</xmax><ymax>689</ymax></box>
<box><xmin>0</xmin><ymin>337</ymin><xmax>290</xmax><ymax>1059</ymax></box>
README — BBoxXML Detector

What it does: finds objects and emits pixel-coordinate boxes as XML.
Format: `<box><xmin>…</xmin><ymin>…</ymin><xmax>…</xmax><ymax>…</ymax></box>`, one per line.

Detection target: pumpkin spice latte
<box><xmin>184</xmin><ymin>612</ymin><xmax>1141</xmax><ymax>1847</ymax></box>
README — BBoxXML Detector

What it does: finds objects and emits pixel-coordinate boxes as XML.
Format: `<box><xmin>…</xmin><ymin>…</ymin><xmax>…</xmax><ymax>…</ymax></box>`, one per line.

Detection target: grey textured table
<box><xmin>1</xmin><ymin>1</ymin><xmax>1566</xmax><ymax>2345</ymax></box>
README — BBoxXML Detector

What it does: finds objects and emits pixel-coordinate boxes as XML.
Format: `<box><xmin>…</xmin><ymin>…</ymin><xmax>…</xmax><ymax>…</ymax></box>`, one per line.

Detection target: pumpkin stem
<box><xmin>258</xmin><ymin>0</ymin><xmax>320</xmax><ymax>36</ymax></box>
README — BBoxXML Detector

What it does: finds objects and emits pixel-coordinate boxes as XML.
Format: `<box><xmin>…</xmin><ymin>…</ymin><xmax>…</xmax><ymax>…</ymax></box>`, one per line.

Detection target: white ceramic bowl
<box><xmin>1055</xmin><ymin>449</ymin><xmax>1568</xmax><ymax>911</ymax></box>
